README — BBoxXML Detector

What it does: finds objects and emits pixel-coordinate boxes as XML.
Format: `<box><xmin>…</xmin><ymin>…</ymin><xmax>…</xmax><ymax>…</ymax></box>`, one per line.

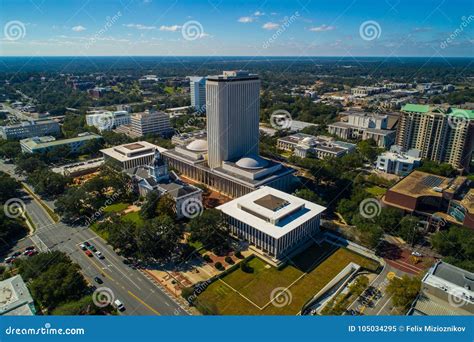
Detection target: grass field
<box><xmin>195</xmin><ymin>242</ymin><xmax>379</xmax><ymax>315</ymax></box>
<box><xmin>103</xmin><ymin>202</ymin><xmax>129</xmax><ymax>213</ymax></box>
<box><xmin>366</xmin><ymin>186</ymin><xmax>387</xmax><ymax>197</ymax></box>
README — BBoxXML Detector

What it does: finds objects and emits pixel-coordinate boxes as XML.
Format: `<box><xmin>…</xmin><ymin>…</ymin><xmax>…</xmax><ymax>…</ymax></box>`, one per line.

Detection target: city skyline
<box><xmin>0</xmin><ymin>0</ymin><xmax>473</xmax><ymax>57</ymax></box>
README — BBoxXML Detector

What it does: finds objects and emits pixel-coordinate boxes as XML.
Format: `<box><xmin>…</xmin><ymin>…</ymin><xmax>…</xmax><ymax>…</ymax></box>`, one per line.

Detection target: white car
<box><xmin>79</xmin><ymin>243</ymin><xmax>87</xmax><ymax>251</ymax></box>
<box><xmin>411</xmin><ymin>251</ymin><xmax>422</xmax><ymax>257</ymax></box>
<box><xmin>114</xmin><ymin>299</ymin><xmax>125</xmax><ymax>311</ymax></box>
<box><xmin>95</xmin><ymin>251</ymin><xmax>105</xmax><ymax>259</ymax></box>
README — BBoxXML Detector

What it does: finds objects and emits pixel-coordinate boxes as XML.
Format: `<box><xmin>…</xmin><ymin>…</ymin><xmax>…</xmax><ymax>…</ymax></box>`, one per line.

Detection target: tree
<box><xmin>15</xmin><ymin>155</ymin><xmax>46</xmax><ymax>175</ymax></box>
<box><xmin>357</xmin><ymin>139</ymin><xmax>379</xmax><ymax>162</ymax></box>
<box><xmin>28</xmin><ymin>170</ymin><xmax>68</xmax><ymax>197</ymax></box>
<box><xmin>140</xmin><ymin>191</ymin><xmax>160</xmax><ymax>220</ymax></box>
<box><xmin>188</xmin><ymin>209</ymin><xmax>228</xmax><ymax>252</ymax></box>
<box><xmin>386</xmin><ymin>275</ymin><xmax>421</xmax><ymax>311</ymax></box>
<box><xmin>0</xmin><ymin>141</ymin><xmax>21</xmax><ymax>159</ymax></box>
<box><xmin>375</xmin><ymin>207</ymin><xmax>403</xmax><ymax>233</ymax></box>
<box><xmin>52</xmin><ymin>295</ymin><xmax>114</xmax><ymax>315</ymax></box>
<box><xmin>136</xmin><ymin>215</ymin><xmax>182</xmax><ymax>260</ymax></box>
<box><xmin>357</xmin><ymin>222</ymin><xmax>383</xmax><ymax>249</ymax></box>
<box><xmin>156</xmin><ymin>194</ymin><xmax>176</xmax><ymax>218</ymax></box>
<box><xmin>294</xmin><ymin>188</ymin><xmax>326</xmax><ymax>205</ymax></box>
<box><xmin>398</xmin><ymin>216</ymin><xmax>422</xmax><ymax>245</ymax></box>
<box><xmin>431</xmin><ymin>225</ymin><xmax>474</xmax><ymax>272</ymax></box>
<box><xmin>0</xmin><ymin>171</ymin><xmax>21</xmax><ymax>203</ymax></box>
<box><xmin>100</xmin><ymin>216</ymin><xmax>137</xmax><ymax>257</ymax></box>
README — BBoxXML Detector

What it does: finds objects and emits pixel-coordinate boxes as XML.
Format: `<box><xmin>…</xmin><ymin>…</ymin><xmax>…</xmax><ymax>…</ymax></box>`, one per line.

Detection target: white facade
<box><xmin>188</xmin><ymin>76</ymin><xmax>206</xmax><ymax>111</ymax></box>
<box><xmin>86</xmin><ymin>111</ymin><xmax>131</xmax><ymax>132</ymax></box>
<box><xmin>130</xmin><ymin>110</ymin><xmax>172</xmax><ymax>137</ymax></box>
<box><xmin>206</xmin><ymin>71</ymin><xmax>260</xmax><ymax>169</ymax></box>
<box><xmin>217</xmin><ymin>186</ymin><xmax>326</xmax><ymax>261</ymax></box>
<box><xmin>0</xmin><ymin>120</ymin><xmax>60</xmax><ymax>140</ymax></box>
<box><xmin>101</xmin><ymin>141</ymin><xmax>167</xmax><ymax>170</ymax></box>
<box><xmin>376</xmin><ymin>146</ymin><xmax>421</xmax><ymax>176</ymax></box>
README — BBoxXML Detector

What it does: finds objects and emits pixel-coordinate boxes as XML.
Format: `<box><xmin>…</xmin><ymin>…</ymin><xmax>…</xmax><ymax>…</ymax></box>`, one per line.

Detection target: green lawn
<box><xmin>196</xmin><ymin>243</ymin><xmax>379</xmax><ymax>315</ymax></box>
<box><xmin>366</xmin><ymin>186</ymin><xmax>387</xmax><ymax>197</ymax></box>
<box><xmin>103</xmin><ymin>202</ymin><xmax>129</xmax><ymax>213</ymax></box>
<box><xmin>121</xmin><ymin>211</ymin><xmax>144</xmax><ymax>226</ymax></box>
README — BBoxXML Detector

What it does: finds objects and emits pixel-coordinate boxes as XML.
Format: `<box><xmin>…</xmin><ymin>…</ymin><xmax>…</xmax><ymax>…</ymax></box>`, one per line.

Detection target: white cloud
<box><xmin>309</xmin><ymin>24</ymin><xmax>336</xmax><ymax>32</ymax></box>
<box><xmin>254</xmin><ymin>11</ymin><xmax>265</xmax><ymax>16</ymax></box>
<box><xmin>123</xmin><ymin>23</ymin><xmax>156</xmax><ymax>30</ymax></box>
<box><xmin>238</xmin><ymin>16</ymin><xmax>254</xmax><ymax>23</ymax></box>
<box><xmin>72</xmin><ymin>25</ymin><xmax>86</xmax><ymax>32</ymax></box>
<box><xmin>262</xmin><ymin>22</ymin><xmax>279</xmax><ymax>30</ymax></box>
<box><xmin>159</xmin><ymin>25</ymin><xmax>181</xmax><ymax>32</ymax></box>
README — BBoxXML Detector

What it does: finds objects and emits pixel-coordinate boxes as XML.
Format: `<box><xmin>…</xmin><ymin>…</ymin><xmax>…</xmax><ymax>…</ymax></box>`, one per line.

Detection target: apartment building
<box><xmin>396</xmin><ymin>104</ymin><xmax>474</xmax><ymax>170</ymax></box>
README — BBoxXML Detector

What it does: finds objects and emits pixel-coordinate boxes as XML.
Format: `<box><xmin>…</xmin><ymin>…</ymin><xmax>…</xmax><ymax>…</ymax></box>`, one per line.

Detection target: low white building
<box><xmin>376</xmin><ymin>145</ymin><xmax>421</xmax><ymax>176</ymax></box>
<box><xmin>0</xmin><ymin>275</ymin><xmax>36</xmax><ymax>316</ymax></box>
<box><xmin>101</xmin><ymin>141</ymin><xmax>167</xmax><ymax>170</ymax></box>
<box><xmin>217</xmin><ymin>186</ymin><xmax>326</xmax><ymax>264</ymax></box>
<box><xmin>86</xmin><ymin>110</ymin><xmax>131</xmax><ymax>132</ymax></box>
<box><xmin>277</xmin><ymin>133</ymin><xmax>356</xmax><ymax>159</ymax></box>
<box><xmin>409</xmin><ymin>261</ymin><xmax>474</xmax><ymax>316</ymax></box>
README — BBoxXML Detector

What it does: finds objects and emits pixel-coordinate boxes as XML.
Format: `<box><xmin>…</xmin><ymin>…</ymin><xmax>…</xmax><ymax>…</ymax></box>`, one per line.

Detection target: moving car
<box><xmin>95</xmin><ymin>251</ymin><xmax>104</xmax><ymax>259</ymax></box>
<box><xmin>114</xmin><ymin>299</ymin><xmax>125</xmax><ymax>312</ymax></box>
<box><xmin>94</xmin><ymin>276</ymin><xmax>103</xmax><ymax>284</ymax></box>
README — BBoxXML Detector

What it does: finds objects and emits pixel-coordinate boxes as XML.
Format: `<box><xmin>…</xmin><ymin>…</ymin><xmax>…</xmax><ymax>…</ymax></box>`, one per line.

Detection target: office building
<box><xmin>0</xmin><ymin>275</ymin><xmax>36</xmax><ymax>316</ymax></box>
<box><xmin>383</xmin><ymin>170</ymin><xmax>473</xmax><ymax>230</ymax></box>
<box><xmin>396</xmin><ymin>104</ymin><xmax>474</xmax><ymax>170</ymax></box>
<box><xmin>163</xmin><ymin>71</ymin><xmax>296</xmax><ymax>198</ymax></box>
<box><xmin>376</xmin><ymin>145</ymin><xmax>422</xmax><ymax>176</ymax></box>
<box><xmin>0</xmin><ymin>120</ymin><xmax>60</xmax><ymax>140</ymax></box>
<box><xmin>327</xmin><ymin>111</ymin><xmax>396</xmax><ymax>148</ymax></box>
<box><xmin>101</xmin><ymin>141</ymin><xmax>167</xmax><ymax>170</ymax></box>
<box><xmin>188</xmin><ymin>76</ymin><xmax>206</xmax><ymax>111</ymax></box>
<box><xmin>86</xmin><ymin>111</ymin><xmax>131</xmax><ymax>132</ymax></box>
<box><xmin>20</xmin><ymin>133</ymin><xmax>101</xmax><ymax>154</ymax></box>
<box><xmin>115</xmin><ymin>110</ymin><xmax>172</xmax><ymax>138</ymax></box>
<box><xmin>206</xmin><ymin>70</ymin><xmax>260</xmax><ymax>169</ymax></box>
<box><xmin>217</xmin><ymin>186</ymin><xmax>326</xmax><ymax>265</ymax></box>
<box><xmin>125</xmin><ymin>149</ymin><xmax>202</xmax><ymax>219</ymax></box>
<box><xmin>277</xmin><ymin>133</ymin><xmax>356</xmax><ymax>159</ymax></box>
<box><xmin>409</xmin><ymin>261</ymin><xmax>473</xmax><ymax>316</ymax></box>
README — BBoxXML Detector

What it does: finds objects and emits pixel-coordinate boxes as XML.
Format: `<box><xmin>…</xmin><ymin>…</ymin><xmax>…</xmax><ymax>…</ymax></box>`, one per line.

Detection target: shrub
<box><xmin>235</xmin><ymin>251</ymin><xmax>243</xmax><ymax>259</ymax></box>
<box><xmin>225</xmin><ymin>256</ymin><xmax>234</xmax><ymax>264</ymax></box>
<box><xmin>240</xmin><ymin>259</ymin><xmax>253</xmax><ymax>273</ymax></box>
<box><xmin>203</xmin><ymin>254</ymin><xmax>212</xmax><ymax>262</ymax></box>
<box><xmin>215</xmin><ymin>262</ymin><xmax>224</xmax><ymax>270</ymax></box>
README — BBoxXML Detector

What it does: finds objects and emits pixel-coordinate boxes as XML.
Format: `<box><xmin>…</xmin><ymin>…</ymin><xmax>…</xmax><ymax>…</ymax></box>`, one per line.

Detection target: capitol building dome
<box><xmin>235</xmin><ymin>155</ymin><xmax>268</xmax><ymax>169</ymax></box>
<box><xmin>186</xmin><ymin>139</ymin><xmax>208</xmax><ymax>152</ymax></box>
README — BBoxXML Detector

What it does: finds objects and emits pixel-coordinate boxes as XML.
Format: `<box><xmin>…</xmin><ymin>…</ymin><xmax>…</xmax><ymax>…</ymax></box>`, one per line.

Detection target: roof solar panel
<box><xmin>422</xmin><ymin>175</ymin><xmax>444</xmax><ymax>188</ymax></box>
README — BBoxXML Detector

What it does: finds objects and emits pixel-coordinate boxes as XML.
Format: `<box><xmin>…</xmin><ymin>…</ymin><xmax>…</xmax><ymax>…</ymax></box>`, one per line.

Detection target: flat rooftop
<box><xmin>101</xmin><ymin>141</ymin><xmax>167</xmax><ymax>162</ymax></box>
<box><xmin>20</xmin><ymin>133</ymin><xmax>101</xmax><ymax>149</ymax></box>
<box><xmin>217</xmin><ymin>186</ymin><xmax>326</xmax><ymax>239</ymax></box>
<box><xmin>386</xmin><ymin>170</ymin><xmax>467</xmax><ymax>198</ymax></box>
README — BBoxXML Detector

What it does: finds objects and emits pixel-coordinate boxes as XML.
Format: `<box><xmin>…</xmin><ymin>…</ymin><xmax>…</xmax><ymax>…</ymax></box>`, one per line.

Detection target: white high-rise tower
<box><xmin>206</xmin><ymin>70</ymin><xmax>260</xmax><ymax>169</ymax></box>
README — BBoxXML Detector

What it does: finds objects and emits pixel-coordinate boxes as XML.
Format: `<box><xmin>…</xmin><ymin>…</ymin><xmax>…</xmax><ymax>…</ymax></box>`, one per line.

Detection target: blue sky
<box><xmin>0</xmin><ymin>0</ymin><xmax>472</xmax><ymax>57</ymax></box>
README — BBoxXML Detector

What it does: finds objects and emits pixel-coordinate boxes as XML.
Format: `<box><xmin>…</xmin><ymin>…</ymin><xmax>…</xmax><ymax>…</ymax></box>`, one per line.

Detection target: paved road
<box><xmin>0</xmin><ymin>161</ymin><xmax>189</xmax><ymax>316</ymax></box>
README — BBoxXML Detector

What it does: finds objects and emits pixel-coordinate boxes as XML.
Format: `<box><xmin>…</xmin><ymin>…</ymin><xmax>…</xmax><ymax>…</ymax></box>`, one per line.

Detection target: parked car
<box><xmin>95</xmin><ymin>251</ymin><xmax>104</xmax><ymax>259</ymax></box>
<box><xmin>94</xmin><ymin>276</ymin><xmax>103</xmax><ymax>284</ymax></box>
<box><xmin>85</xmin><ymin>250</ymin><xmax>93</xmax><ymax>257</ymax></box>
<box><xmin>79</xmin><ymin>243</ymin><xmax>87</xmax><ymax>251</ymax></box>
<box><xmin>84</xmin><ymin>241</ymin><xmax>91</xmax><ymax>247</ymax></box>
<box><xmin>88</xmin><ymin>245</ymin><xmax>97</xmax><ymax>252</ymax></box>
<box><xmin>26</xmin><ymin>250</ymin><xmax>37</xmax><ymax>257</ymax></box>
<box><xmin>12</xmin><ymin>251</ymin><xmax>21</xmax><ymax>257</ymax></box>
<box><xmin>4</xmin><ymin>256</ymin><xmax>15</xmax><ymax>264</ymax></box>
<box><xmin>25</xmin><ymin>246</ymin><xmax>35</xmax><ymax>251</ymax></box>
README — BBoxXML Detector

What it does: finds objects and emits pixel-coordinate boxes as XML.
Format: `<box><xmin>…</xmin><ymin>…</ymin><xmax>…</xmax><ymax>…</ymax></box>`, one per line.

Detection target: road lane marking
<box><xmin>127</xmin><ymin>290</ymin><xmax>161</xmax><ymax>315</ymax></box>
